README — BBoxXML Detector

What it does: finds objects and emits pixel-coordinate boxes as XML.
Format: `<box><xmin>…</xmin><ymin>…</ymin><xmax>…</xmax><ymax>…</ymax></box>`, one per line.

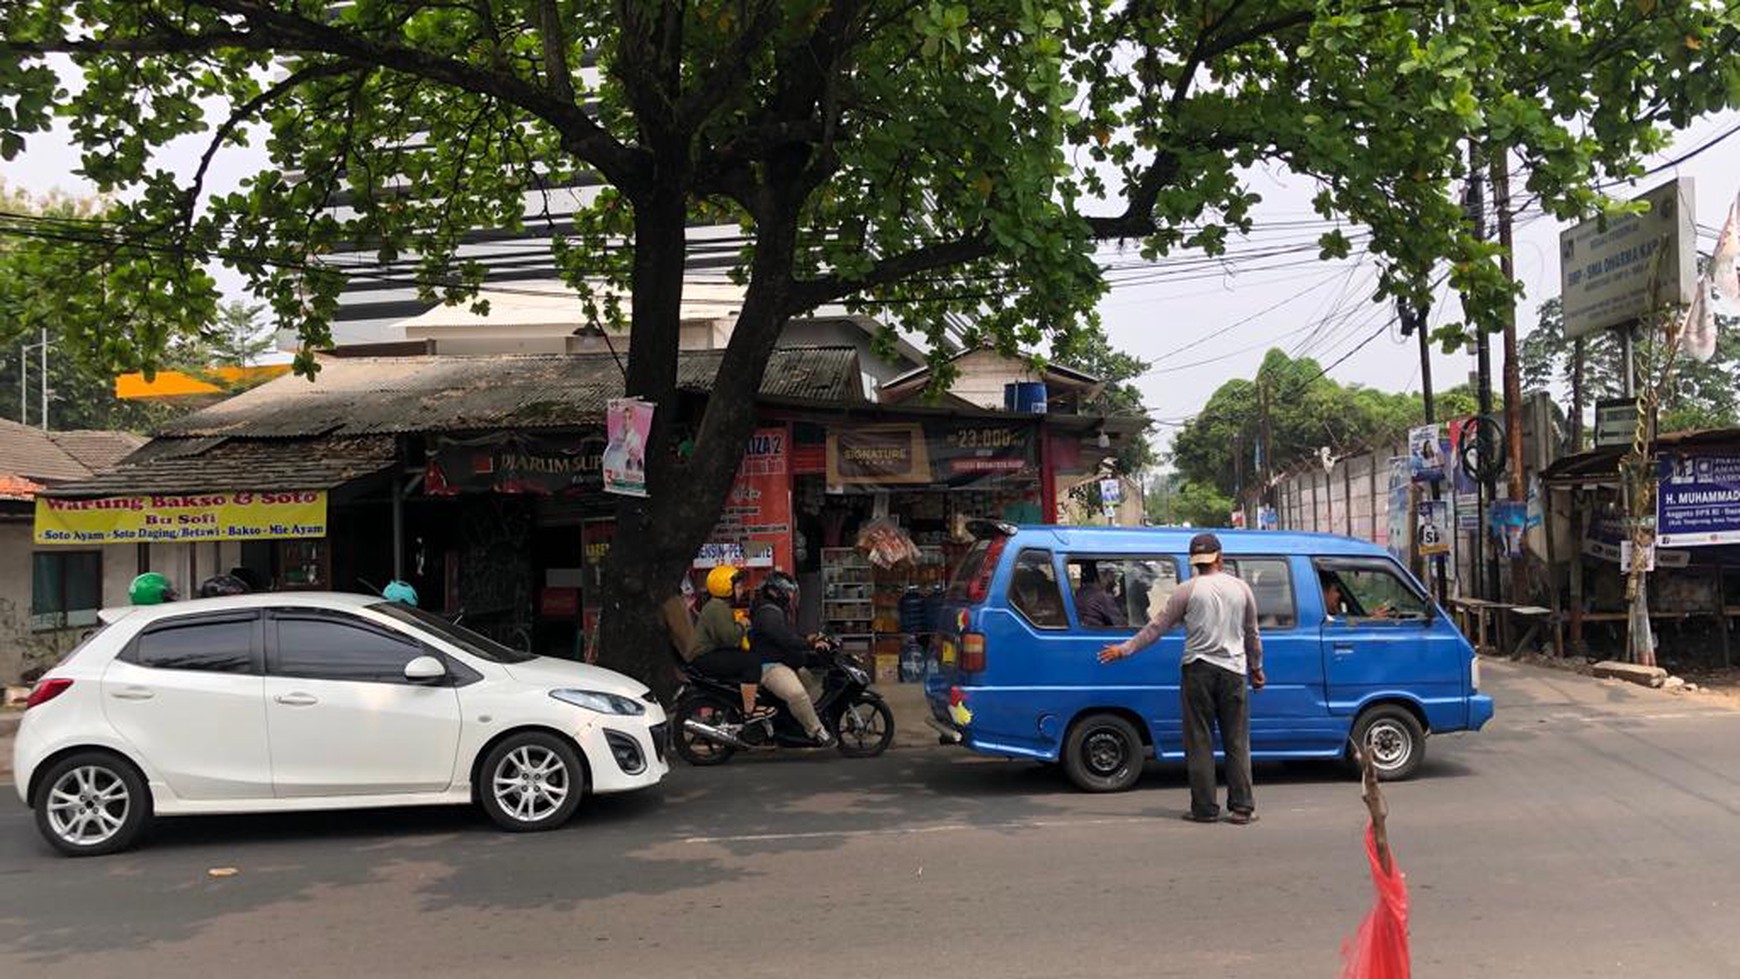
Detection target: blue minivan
<box><xmin>923</xmin><ymin>523</ymin><xmax>1494</xmax><ymax>790</ymax></box>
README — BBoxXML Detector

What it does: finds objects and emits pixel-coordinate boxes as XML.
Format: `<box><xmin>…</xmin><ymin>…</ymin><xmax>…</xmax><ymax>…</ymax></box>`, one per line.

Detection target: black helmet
<box><xmin>197</xmin><ymin>573</ymin><xmax>250</xmax><ymax>598</ymax></box>
<box><xmin>759</xmin><ymin>570</ymin><xmax>800</xmax><ymax>608</ymax></box>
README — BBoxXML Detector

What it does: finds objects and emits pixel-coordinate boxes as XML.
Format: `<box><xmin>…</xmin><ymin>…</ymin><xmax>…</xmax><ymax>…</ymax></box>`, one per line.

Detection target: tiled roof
<box><xmin>0</xmin><ymin>473</ymin><xmax>45</xmax><ymax>502</ymax></box>
<box><xmin>42</xmin><ymin>435</ymin><xmax>399</xmax><ymax>498</ymax></box>
<box><xmin>156</xmin><ymin>347</ymin><xmax>865</xmax><ymax>439</ymax></box>
<box><xmin>0</xmin><ymin>418</ymin><xmax>143</xmax><ymax>485</ymax></box>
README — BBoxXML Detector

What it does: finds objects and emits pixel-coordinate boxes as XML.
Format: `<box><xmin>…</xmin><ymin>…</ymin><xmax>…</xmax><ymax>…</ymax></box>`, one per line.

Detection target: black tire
<box><xmin>673</xmin><ymin>694</ymin><xmax>741</xmax><ymax>767</ymax></box>
<box><xmin>476</xmin><ymin>731</ymin><xmax>586</xmax><ymax>832</ymax></box>
<box><xmin>1062</xmin><ymin>713</ymin><xmax>1144</xmax><ymax>793</ymax></box>
<box><xmin>833</xmin><ymin>693</ymin><xmax>895</xmax><ymax>758</ymax></box>
<box><xmin>33</xmin><ymin>750</ymin><xmax>152</xmax><ymax>857</ymax></box>
<box><xmin>1350</xmin><ymin>705</ymin><xmax>1426</xmax><ymax>781</ymax></box>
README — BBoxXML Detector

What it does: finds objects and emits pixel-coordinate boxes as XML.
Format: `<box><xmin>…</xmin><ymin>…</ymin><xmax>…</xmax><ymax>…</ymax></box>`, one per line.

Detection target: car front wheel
<box><xmin>478</xmin><ymin>732</ymin><xmax>585</xmax><ymax>832</ymax></box>
<box><xmin>35</xmin><ymin>751</ymin><xmax>151</xmax><ymax>857</ymax></box>
<box><xmin>1351</xmin><ymin>705</ymin><xmax>1426</xmax><ymax>781</ymax></box>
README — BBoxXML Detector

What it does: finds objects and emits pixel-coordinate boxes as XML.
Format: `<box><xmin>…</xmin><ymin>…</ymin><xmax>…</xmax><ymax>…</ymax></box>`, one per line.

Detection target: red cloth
<box><xmin>1339</xmin><ymin>824</ymin><xmax>1410</xmax><ymax>979</ymax></box>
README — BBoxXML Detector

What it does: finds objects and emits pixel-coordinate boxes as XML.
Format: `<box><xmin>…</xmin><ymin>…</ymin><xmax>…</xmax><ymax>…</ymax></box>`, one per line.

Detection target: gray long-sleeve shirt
<box><xmin>1121</xmin><ymin>571</ymin><xmax>1263</xmax><ymax>676</ymax></box>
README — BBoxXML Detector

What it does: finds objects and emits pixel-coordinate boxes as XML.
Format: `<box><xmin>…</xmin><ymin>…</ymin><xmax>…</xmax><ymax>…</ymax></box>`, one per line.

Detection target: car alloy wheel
<box><xmin>46</xmin><ymin>764</ymin><xmax>132</xmax><ymax>848</ymax></box>
<box><xmin>491</xmin><ymin>744</ymin><xmax>572</xmax><ymax>824</ymax></box>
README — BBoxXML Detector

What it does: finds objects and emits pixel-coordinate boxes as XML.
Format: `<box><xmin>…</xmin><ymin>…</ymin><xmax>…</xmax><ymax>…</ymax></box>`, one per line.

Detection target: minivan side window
<box><xmin>1065</xmin><ymin>557</ymin><xmax>1180</xmax><ymax>630</ymax></box>
<box><xmin>1315</xmin><ymin>560</ymin><xmax>1430</xmax><ymax>622</ymax></box>
<box><xmin>1007</xmin><ymin>549</ymin><xmax>1068</xmax><ymax>629</ymax></box>
<box><xmin>125</xmin><ymin>615</ymin><xmax>258</xmax><ymax>674</ymax></box>
<box><xmin>1222</xmin><ymin>558</ymin><xmax>1297</xmax><ymax>630</ymax></box>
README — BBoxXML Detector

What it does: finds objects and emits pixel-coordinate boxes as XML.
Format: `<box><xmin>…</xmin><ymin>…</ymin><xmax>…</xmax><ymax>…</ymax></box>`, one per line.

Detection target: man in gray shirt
<box><xmin>1099</xmin><ymin>532</ymin><xmax>1265</xmax><ymax>824</ymax></box>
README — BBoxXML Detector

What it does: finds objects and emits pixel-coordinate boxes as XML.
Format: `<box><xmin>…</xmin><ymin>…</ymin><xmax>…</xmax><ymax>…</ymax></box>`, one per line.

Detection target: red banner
<box><xmin>705</xmin><ymin>426</ymin><xmax>794</xmax><ymax>572</ymax></box>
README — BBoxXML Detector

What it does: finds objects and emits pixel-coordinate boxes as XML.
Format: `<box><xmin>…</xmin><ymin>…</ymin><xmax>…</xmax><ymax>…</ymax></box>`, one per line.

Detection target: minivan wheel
<box><xmin>35</xmin><ymin>750</ymin><xmax>151</xmax><ymax>857</ymax></box>
<box><xmin>478</xmin><ymin>732</ymin><xmax>585</xmax><ymax>832</ymax></box>
<box><xmin>1351</xmin><ymin>706</ymin><xmax>1426</xmax><ymax>781</ymax></box>
<box><xmin>1062</xmin><ymin>714</ymin><xmax>1144</xmax><ymax>793</ymax></box>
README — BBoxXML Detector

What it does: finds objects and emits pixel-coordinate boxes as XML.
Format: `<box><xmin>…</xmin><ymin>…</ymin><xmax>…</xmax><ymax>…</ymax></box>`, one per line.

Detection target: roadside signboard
<box><xmin>35</xmin><ymin>491</ymin><xmax>327</xmax><ymax>544</ymax></box>
<box><xmin>1559</xmin><ymin>178</ymin><xmax>1697</xmax><ymax>339</ymax></box>
<box><xmin>1594</xmin><ymin>399</ymin><xmax>1641</xmax><ymax>449</ymax></box>
<box><xmin>1657</xmin><ymin>452</ymin><xmax>1740</xmax><ymax>547</ymax></box>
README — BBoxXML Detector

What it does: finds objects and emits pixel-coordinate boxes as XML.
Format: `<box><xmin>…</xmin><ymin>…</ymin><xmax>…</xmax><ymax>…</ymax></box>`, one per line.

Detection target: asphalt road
<box><xmin>4</xmin><ymin>660</ymin><xmax>1739</xmax><ymax>978</ymax></box>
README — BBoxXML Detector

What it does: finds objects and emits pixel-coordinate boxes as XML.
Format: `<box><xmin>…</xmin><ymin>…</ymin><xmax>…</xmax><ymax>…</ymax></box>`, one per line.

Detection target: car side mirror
<box><xmin>404</xmin><ymin>655</ymin><xmax>447</xmax><ymax>683</ymax></box>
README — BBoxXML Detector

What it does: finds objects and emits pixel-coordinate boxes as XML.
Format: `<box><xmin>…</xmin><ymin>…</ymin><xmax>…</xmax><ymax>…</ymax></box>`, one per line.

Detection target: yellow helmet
<box><xmin>705</xmin><ymin>565</ymin><xmax>743</xmax><ymax>598</ymax></box>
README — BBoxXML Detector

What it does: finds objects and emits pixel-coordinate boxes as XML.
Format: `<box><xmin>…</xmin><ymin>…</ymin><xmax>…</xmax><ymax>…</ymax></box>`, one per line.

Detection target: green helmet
<box><xmin>129</xmin><ymin>572</ymin><xmax>177</xmax><ymax>605</ymax></box>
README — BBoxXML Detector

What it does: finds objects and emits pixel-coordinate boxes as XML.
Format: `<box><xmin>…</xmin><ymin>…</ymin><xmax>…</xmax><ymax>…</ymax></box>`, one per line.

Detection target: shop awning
<box><xmin>1542</xmin><ymin>427</ymin><xmax>1740</xmax><ymax>484</ymax></box>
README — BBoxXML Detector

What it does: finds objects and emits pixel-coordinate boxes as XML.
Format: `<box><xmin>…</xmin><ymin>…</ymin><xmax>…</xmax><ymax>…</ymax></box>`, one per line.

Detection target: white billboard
<box><xmin>1558</xmin><ymin>178</ymin><xmax>1696</xmax><ymax>339</ymax></box>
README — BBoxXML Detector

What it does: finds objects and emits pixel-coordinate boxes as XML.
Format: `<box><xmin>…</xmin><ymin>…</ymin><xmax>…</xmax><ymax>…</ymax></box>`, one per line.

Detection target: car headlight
<box><xmin>550</xmin><ymin>689</ymin><xmax>647</xmax><ymax>715</ymax></box>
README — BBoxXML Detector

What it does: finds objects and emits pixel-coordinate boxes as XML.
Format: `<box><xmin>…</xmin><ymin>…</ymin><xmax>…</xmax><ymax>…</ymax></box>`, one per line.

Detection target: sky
<box><xmin>4</xmin><ymin>86</ymin><xmax>1739</xmax><ymax>453</ymax></box>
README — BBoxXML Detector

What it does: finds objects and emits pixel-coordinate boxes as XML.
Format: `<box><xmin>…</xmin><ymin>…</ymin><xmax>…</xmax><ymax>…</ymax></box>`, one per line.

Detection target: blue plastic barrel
<box><xmin>1008</xmin><ymin>381</ymin><xmax>1048</xmax><ymax>413</ymax></box>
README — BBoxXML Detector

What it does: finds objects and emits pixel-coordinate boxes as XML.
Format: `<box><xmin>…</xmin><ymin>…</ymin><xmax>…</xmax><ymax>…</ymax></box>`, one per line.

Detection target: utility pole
<box><xmin>1465</xmin><ymin>140</ymin><xmax>1499</xmax><ymax>604</ymax></box>
<box><xmin>19</xmin><ymin>328</ymin><xmax>50</xmax><ymax>429</ymax></box>
<box><xmin>1401</xmin><ymin>297</ymin><xmax>1449</xmax><ymax>606</ymax></box>
<box><xmin>1493</xmin><ymin>150</ymin><xmax>1527</xmax><ymax>608</ymax></box>
<box><xmin>1259</xmin><ymin>375</ymin><xmax>1274</xmax><ymax>528</ymax></box>
<box><xmin>39</xmin><ymin>327</ymin><xmax>46</xmax><ymax>431</ymax></box>
<box><xmin>1570</xmin><ymin>338</ymin><xmax>1585</xmax><ymax>451</ymax></box>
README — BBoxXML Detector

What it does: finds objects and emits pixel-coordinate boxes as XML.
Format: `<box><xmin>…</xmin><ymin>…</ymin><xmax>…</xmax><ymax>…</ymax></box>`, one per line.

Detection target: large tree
<box><xmin>4</xmin><ymin>2</ymin><xmax>1736</xmax><ymax>693</ymax></box>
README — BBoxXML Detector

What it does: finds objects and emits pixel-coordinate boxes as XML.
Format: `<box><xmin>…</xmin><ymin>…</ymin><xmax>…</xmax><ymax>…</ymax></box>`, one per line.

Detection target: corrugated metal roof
<box><xmin>48</xmin><ymin>430</ymin><xmax>147</xmax><ymax>472</ymax></box>
<box><xmin>157</xmin><ymin>347</ymin><xmax>863</xmax><ymax>438</ymax></box>
<box><xmin>43</xmin><ymin>435</ymin><xmax>399</xmax><ymax>498</ymax></box>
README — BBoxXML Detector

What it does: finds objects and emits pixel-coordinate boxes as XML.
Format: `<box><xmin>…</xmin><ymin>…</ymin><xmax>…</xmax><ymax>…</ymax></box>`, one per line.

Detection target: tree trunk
<box><xmin>593</xmin><ymin>186</ymin><xmax>804</xmax><ymax>702</ymax></box>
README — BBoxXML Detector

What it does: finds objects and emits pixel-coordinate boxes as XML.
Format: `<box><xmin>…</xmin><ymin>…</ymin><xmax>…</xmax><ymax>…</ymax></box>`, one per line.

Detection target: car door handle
<box><xmin>274</xmin><ymin>692</ymin><xmax>318</xmax><ymax>707</ymax></box>
<box><xmin>1332</xmin><ymin>644</ymin><xmax>1356</xmax><ymax>657</ymax></box>
<box><xmin>110</xmin><ymin>686</ymin><xmax>154</xmax><ymax>701</ymax></box>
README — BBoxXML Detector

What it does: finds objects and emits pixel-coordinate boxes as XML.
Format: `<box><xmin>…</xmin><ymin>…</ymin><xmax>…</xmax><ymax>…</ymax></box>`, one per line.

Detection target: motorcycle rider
<box><xmin>689</xmin><ymin>566</ymin><xmax>774</xmax><ymax>723</ymax></box>
<box><xmin>749</xmin><ymin>571</ymin><xmax>835</xmax><ymax>747</ymax></box>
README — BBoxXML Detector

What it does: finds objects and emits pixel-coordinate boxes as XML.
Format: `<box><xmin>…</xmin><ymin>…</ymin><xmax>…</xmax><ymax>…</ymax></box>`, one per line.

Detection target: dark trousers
<box><xmin>1180</xmin><ymin>659</ymin><xmax>1254</xmax><ymax>818</ymax></box>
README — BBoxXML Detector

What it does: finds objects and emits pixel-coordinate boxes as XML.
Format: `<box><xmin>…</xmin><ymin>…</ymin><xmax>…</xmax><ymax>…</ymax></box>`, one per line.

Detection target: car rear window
<box><xmin>946</xmin><ymin>539</ymin><xmax>995</xmax><ymax>600</ymax></box>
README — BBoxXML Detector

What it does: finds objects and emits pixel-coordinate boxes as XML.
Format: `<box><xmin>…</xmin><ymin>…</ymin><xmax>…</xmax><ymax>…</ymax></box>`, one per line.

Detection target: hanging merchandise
<box><xmin>602</xmin><ymin>398</ymin><xmax>654</xmax><ymax>497</ymax></box>
<box><xmin>856</xmin><ymin>516</ymin><xmax>923</xmax><ymax>570</ymax></box>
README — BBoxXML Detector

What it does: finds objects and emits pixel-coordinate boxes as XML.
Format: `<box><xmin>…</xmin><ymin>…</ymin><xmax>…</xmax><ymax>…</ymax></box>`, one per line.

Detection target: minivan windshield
<box><xmin>372</xmin><ymin>602</ymin><xmax>538</xmax><ymax>663</ymax></box>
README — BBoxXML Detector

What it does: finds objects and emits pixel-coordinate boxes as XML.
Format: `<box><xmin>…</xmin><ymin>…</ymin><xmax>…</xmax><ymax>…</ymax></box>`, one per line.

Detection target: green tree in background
<box><xmin>6</xmin><ymin>1</ymin><xmax>1737</xmax><ymax>692</ymax></box>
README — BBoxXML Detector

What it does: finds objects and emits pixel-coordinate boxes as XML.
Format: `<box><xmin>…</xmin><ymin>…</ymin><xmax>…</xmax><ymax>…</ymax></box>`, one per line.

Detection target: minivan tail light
<box><xmin>960</xmin><ymin>633</ymin><xmax>986</xmax><ymax>673</ymax></box>
<box><xmin>965</xmin><ymin>537</ymin><xmax>1008</xmax><ymax>603</ymax></box>
<box><xmin>25</xmin><ymin>678</ymin><xmax>73</xmax><ymax>710</ymax></box>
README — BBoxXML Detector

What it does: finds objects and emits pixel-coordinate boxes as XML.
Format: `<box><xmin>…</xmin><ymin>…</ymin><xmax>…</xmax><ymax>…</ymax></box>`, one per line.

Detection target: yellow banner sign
<box><xmin>35</xmin><ymin>491</ymin><xmax>328</xmax><ymax>545</ymax></box>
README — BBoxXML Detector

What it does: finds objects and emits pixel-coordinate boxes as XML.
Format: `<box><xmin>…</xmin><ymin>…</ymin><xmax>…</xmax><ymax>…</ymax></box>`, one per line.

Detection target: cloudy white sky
<box><xmin>4</xmin><ymin>88</ymin><xmax>1738</xmax><ymax>445</ymax></box>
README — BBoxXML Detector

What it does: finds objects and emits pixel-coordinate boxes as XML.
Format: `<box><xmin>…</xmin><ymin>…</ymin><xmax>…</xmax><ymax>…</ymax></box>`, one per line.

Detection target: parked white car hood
<box><xmin>501</xmin><ymin>656</ymin><xmax>650</xmax><ymax>699</ymax></box>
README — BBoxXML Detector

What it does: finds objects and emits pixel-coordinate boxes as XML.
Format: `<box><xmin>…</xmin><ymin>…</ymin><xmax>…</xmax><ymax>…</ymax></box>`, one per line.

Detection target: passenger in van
<box><xmin>1099</xmin><ymin>533</ymin><xmax>1264</xmax><ymax>825</ymax></box>
<box><xmin>1012</xmin><ymin>566</ymin><xmax>1067</xmax><ymax>627</ymax></box>
<box><xmin>1074</xmin><ymin>561</ymin><xmax>1127</xmax><ymax>629</ymax></box>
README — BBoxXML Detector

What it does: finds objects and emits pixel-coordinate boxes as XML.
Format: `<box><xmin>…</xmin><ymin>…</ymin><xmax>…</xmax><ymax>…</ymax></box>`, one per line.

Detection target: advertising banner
<box><xmin>1416</xmin><ymin>499</ymin><xmax>1451</xmax><ymax>556</ymax></box>
<box><xmin>35</xmin><ymin>491</ymin><xmax>327</xmax><ymax>544</ymax></box>
<box><xmin>427</xmin><ymin>432</ymin><xmax>605</xmax><ymax>495</ymax></box>
<box><xmin>827</xmin><ymin>424</ymin><xmax>930</xmax><ymax>485</ymax></box>
<box><xmin>931</xmin><ymin>422</ymin><xmax>1036</xmax><ymax>485</ymax></box>
<box><xmin>1658</xmin><ymin>452</ymin><xmax>1740</xmax><ymax>547</ymax></box>
<box><xmin>704</xmin><ymin>427</ymin><xmax>793</xmax><ymax>571</ymax></box>
<box><xmin>603</xmin><ymin>397</ymin><xmax>654</xmax><ymax>497</ymax></box>
<box><xmin>1559</xmin><ymin>177</ymin><xmax>1697</xmax><ymax>339</ymax></box>
<box><xmin>1409</xmin><ymin>424</ymin><xmax>1445</xmax><ymax>482</ymax></box>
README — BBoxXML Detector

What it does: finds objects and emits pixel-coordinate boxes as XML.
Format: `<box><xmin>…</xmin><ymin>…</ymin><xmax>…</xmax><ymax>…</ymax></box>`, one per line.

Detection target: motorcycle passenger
<box><xmin>750</xmin><ymin>571</ymin><xmax>835</xmax><ymax>747</ymax></box>
<box><xmin>689</xmin><ymin>566</ymin><xmax>774</xmax><ymax>723</ymax></box>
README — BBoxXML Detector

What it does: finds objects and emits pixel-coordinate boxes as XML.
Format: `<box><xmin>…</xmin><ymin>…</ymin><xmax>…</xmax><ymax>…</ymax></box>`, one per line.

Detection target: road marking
<box><xmin>681</xmin><ymin>816</ymin><xmax>1151</xmax><ymax>845</ymax></box>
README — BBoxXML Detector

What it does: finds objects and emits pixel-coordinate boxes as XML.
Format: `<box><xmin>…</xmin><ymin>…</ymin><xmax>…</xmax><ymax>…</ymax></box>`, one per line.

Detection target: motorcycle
<box><xmin>673</xmin><ymin>638</ymin><xmax>895</xmax><ymax>765</ymax></box>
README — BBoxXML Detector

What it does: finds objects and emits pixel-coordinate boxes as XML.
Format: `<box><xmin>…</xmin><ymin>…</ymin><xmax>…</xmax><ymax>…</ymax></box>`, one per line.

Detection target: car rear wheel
<box><xmin>35</xmin><ymin>751</ymin><xmax>151</xmax><ymax>857</ymax></box>
<box><xmin>1062</xmin><ymin>714</ymin><xmax>1144</xmax><ymax>793</ymax></box>
<box><xmin>1351</xmin><ymin>705</ymin><xmax>1426</xmax><ymax>781</ymax></box>
<box><xmin>477</xmin><ymin>732</ymin><xmax>585</xmax><ymax>832</ymax></box>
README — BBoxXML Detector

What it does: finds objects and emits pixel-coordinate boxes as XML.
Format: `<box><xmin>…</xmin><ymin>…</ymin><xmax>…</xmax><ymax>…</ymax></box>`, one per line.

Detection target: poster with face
<box><xmin>602</xmin><ymin>398</ymin><xmax>653</xmax><ymax>497</ymax></box>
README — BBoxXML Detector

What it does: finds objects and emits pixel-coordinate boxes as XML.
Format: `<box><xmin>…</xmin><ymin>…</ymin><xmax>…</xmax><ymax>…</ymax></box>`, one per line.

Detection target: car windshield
<box><xmin>371</xmin><ymin>602</ymin><xmax>537</xmax><ymax>664</ymax></box>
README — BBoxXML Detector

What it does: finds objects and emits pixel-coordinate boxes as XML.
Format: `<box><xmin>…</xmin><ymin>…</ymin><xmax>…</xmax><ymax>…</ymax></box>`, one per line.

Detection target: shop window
<box><xmin>1007</xmin><ymin>549</ymin><xmax>1068</xmax><ymax>629</ymax></box>
<box><xmin>30</xmin><ymin>551</ymin><xmax>102</xmax><ymax>631</ymax></box>
<box><xmin>1315</xmin><ymin>560</ymin><xmax>1429</xmax><ymax>621</ymax></box>
<box><xmin>272</xmin><ymin>613</ymin><xmax>430</xmax><ymax>684</ymax></box>
<box><xmin>1065</xmin><ymin>557</ymin><xmax>1179</xmax><ymax>630</ymax></box>
<box><xmin>1222</xmin><ymin>557</ymin><xmax>1297</xmax><ymax>630</ymax></box>
<box><xmin>126</xmin><ymin>616</ymin><xmax>257</xmax><ymax>674</ymax></box>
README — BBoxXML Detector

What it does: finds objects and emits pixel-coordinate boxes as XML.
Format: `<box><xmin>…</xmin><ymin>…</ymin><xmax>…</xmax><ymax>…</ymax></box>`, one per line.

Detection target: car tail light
<box><xmin>960</xmin><ymin>633</ymin><xmax>986</xmax><ymax>673</ymax></box>
<box><xmin>25</xmin><ymin>678</ymin><xmax>73</xmax><ymax>710</ymax></box>
<box><xmin>965</xmin><ymin>537</ymin><xmax>1007</xmax><ymax>603</ymax></box>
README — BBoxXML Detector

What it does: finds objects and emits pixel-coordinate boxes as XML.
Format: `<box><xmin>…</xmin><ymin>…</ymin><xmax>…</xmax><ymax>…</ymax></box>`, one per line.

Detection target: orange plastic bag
<box><xmin>1339</xmin><ymin>824</ymin><xmax>1410</xmax><ymax>979</ymax></box>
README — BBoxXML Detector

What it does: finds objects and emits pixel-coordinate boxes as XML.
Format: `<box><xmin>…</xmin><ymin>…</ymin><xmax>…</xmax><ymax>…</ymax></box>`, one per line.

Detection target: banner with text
<box><xmin>826</xmin><ymin>422</ymin><xmax>1037</xmax><ymax>488</ymax></box>
<box><xmin>703</xmin><ymin>427</ymin><xmax>793</xmax><ymax>571</ymax></box>
<box><xmin>426</xmin><ymin>432</ymin><xmax>607</xmax><ymax>495</ymax></box>
<box><xmin>1658</xmin><ymin>452</ymin><xmax>1740</xmax><ymax>547</ymax></box>
<box><xmin>35</xmin><ymin>491</ymin><xmax>327</xmax><ymax>544</ymax></box>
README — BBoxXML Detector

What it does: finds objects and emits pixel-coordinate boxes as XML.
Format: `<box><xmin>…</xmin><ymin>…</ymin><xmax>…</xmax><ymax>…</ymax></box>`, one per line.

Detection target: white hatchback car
<box><xmin>14</xmin><ymin>592</ymin><xmax>669</xmax><ymax>855</ymax></box>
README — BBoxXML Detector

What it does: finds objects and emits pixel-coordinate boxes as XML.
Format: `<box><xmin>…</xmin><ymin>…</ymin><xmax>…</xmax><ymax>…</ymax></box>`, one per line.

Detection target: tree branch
<box><xmin>537</xmin><ymin>0</ymin><xmax>576</xmax><ymax>104</ymax></box>
<box><xmin>787</xmin><ymin>228</ymin><xmax>992</xmax><ymax>312</ymax></box>
<box><xmin>676</xmin><ymin>0</ymin><xmax>784</xmax><ymax>132</ymax></box>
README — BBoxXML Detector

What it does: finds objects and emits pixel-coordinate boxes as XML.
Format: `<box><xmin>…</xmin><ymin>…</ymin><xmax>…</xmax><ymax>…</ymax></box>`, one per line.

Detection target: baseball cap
<box><xmin>1188</xmin><ymin>532</ymin><xmax>1222</xmax><ymax>566</ymax></box>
